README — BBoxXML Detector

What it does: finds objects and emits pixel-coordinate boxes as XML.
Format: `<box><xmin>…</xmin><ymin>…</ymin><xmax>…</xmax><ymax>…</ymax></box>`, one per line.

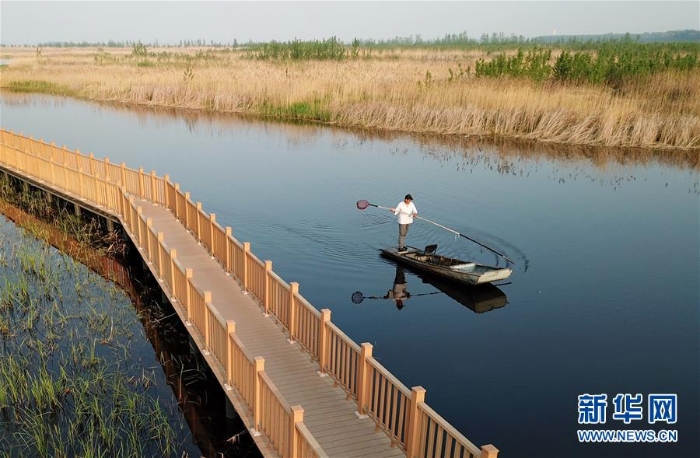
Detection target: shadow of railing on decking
<box><xmin>0</xmin><ymin>130</ymin><xmax>499</xmax><ymax>458</ymax></box>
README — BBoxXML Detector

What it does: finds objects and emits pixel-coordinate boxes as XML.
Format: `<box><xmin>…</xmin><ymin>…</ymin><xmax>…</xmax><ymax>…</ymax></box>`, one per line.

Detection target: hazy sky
<box><xmin>1</xmin><ymin>1</ymin><xmax>698</xmax><ymax>45</ymax></box>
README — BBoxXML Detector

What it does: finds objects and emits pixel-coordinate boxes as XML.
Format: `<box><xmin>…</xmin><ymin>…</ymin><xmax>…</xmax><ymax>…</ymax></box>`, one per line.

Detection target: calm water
<box><xmin>1</xmin><ymin>93</ymin><xmax>698</xmax><ymax>457</ymax></box>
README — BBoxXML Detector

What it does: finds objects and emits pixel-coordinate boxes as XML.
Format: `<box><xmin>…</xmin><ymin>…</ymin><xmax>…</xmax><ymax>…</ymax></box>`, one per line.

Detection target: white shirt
<box><xmin>394</xmin><ymin>201</ymin><xmax>417</xmax><ymax>225</ymax></box>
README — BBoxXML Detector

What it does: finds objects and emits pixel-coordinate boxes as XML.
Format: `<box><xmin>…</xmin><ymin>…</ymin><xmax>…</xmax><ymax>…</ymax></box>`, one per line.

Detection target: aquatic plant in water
<box><xmin>0</xmin><ymin>215</ymin><xmax>192</xmax><ymax>456</ymax></box>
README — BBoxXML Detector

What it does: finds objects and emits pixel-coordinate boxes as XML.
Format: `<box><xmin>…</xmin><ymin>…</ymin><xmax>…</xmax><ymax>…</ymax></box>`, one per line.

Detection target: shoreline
<box><xmin>2</xmin><ymin>88</ymin><xmax>698</xmax><ymax>171</ymax></box>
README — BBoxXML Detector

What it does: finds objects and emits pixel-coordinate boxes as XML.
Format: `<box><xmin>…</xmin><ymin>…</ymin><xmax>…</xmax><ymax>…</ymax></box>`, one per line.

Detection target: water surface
<box><xmin>1</xmin><ymin>92</ymin><xmax>698</xmax><ymax>457</ymax></box>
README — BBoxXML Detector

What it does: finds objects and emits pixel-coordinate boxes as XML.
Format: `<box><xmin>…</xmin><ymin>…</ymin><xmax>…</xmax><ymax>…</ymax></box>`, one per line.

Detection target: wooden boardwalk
<box><xmin>0</xmin><ymin>130</ymin><xmax>497</xmax><ymax>458</ymax></box>
<box><xmin>134</xmin><ymin>197</ymin><xmax>403</xmax><ymax>457</ymax></box>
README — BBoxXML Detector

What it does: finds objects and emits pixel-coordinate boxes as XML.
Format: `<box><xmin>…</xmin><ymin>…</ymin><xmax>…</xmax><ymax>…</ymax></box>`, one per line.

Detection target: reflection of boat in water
<box><xmin>379</xmin><ymin>253</ymin><xmax>509</xmax><ymax>313</ymax></box>
<box><xmin>417</xmin><ymin>272</ymin><xmax>508</xmax><ymax>313</ymax></box>
<box><xmin>380</xmin><ymin>244</ymin><xmax>512</xmax><ymax>285</ymax></box>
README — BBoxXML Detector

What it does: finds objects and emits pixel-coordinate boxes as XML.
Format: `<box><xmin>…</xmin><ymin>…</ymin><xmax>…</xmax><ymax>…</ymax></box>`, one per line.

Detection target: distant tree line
<box><xmin>1</xmin><ymin>39</ymin><xmax>236</xmax><ymax>48</ymax></box>
<box><xmin>474</xmin><ymin>40</ymin><xmax>698</xmax><ymax>87</ymax></box>
<box><xmin>246</xmin><ymin>37</ymin><xmax>346</xmax><ymax>60</ymax></box>
<box><xmin>1</xmin><ymin>29</ymin><xmax>696</xmax><ymax>49</ymax></box>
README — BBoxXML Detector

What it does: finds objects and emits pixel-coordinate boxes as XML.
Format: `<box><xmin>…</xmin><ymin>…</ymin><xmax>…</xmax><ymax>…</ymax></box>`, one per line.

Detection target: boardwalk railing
<box><xmin>0</xmin><ymin>130</ymin><xmax>499</xmax><ymax>458</ymax></box>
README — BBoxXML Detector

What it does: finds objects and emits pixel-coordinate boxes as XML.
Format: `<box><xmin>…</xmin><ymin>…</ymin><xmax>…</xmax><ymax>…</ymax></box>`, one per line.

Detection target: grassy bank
<box><xmin>1</xmin><ymin>44</ymin><xmax>698</xmax><ymax>149</ymax></box>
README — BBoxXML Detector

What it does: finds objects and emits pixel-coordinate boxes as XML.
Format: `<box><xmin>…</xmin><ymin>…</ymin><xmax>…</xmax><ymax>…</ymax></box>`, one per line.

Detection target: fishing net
<box><xmin>356</xmin><ymin>200</ymin><xmax>370</xmax><ymax>210</ymax></box>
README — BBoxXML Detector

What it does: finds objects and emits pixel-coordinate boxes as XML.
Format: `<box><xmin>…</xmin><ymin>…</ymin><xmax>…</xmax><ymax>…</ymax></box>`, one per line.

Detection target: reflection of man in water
<box><xmin>384</xmin><ymin>268</ymin><xmax>411</xmax><ymax>310</ymax></box>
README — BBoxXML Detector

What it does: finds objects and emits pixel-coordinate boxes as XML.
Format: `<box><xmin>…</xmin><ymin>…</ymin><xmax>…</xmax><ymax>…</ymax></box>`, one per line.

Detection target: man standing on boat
<box><xmin>390</xmin><ymin>194</ymin><xmax>418</xmax><ymax>251</ymax></box>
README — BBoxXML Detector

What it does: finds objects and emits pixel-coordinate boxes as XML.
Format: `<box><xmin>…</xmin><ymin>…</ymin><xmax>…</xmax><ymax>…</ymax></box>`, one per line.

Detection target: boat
<box><xmin>379</xmin><ymin>244</ymin><xmax>512</xmax><ymax>286</ymax></box>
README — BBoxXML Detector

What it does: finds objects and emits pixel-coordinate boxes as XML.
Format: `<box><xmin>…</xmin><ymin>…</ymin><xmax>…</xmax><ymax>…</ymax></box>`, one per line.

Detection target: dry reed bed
<box><xmin>1</xmin><ymin>47</ymin><xmax>699</xmax><ymax>149</ymax></box>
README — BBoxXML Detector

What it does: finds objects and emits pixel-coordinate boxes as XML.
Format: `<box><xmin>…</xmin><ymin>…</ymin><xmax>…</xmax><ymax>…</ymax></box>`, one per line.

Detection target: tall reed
<box><xmin>1</xmin><ymin>45</ymin><xmax>698</xmax><ymax>149</ymax></box>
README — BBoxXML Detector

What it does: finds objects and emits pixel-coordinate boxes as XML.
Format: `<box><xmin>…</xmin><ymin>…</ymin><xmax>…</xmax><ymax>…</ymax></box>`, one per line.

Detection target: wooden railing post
<box><xmin>62</xmin><ymin>160</ymin><xmax>68</xmax><ymax>191</ymax></box>
<box><xmin>104</xmin><ymin>157</ymin><xmax>110</xmax><ymax>181</ymax></box>
<box><xmin>127</xmin><ymin>196</ymin><xmax>135</xmax><ymax>229</ymax></box>
<box><xmin>289</xmin><ymin>405</ymin><xmax>304</xmax><ymax>458</ymax></box>
<box><xmin>88</xmin><ymin>153</ymin><xmax>95</xmax><ymax>175</ymax></box>
<box><xmin>204</xmin><ymin>291</ymin><xmax>212</xmax><ymax>351</ymax></box>
<box><xmin>174</xmin><ymin>183</ymin><xmax>180</xmax><ymax>218</ymax></box>
<box><xmin>150</xmin><ymin>170</ymin><xmax>157</xmax><ymax>202</ymax></box>
<box><xmin>164</xmin><ymin>174</ymin><xmax>171</xmax><ymax>209</ymax></box>
<box><xmin>90</xmin><ymin>170</ymin><xmax>99</xmax><ymax>206</ymax></box>
<box><xmin>356</xmin><ymin>343</ymin><xmax>373</xmax><ymax>417</ymax></box>
<box><xmin>146</xmin><ymin>218</ymin><xmax>153</xmax><ymax>259</ymax></box>
<box><xmin>49</xmin><ymin>156</ymin><xmax>55</xmax><ymax>184</ymax></box>
<box><xmin>136</xmin><ymin>207</ymin><xmax>143</xmax><ymax>243</ymax></box>
<box><xmin>225</xmin><ymin>227</ymin><xmax>232</xmax><ymax>274</ymax></box>
<box><xmin>138</xmin><ymin>167</ymin><xmax>144</xmax><ymax>197</ymax></box>
<box><xmin>209</xmin><ymin>213</ymin><xmax>216</xmax><ymax>254</ymax></box>
<box><xmin>49</xmin><ymin>141</ymin><xmax>56</xmax><ymax>163</ymax></box>
<box><xmin>253</xmin><ymin>356</ymin><xmax>265</xmax><ymax>433</ymax></box>
<box><xmin>242</xmin><ymin>242</ymin><xmax>250</xmax><ymax>291</ymax></box>
<box><xmin>157</xmin><ymin>232</ymin><xmax>164</xmax><ymax>279</ymax></box>
<box><xmin>78</xmin><ymin>166</ymin><xmax>84</xmax><ymax>197</ymax></box>
<box><xmin>169</xmin><ymin>249</ymin><xmax>178</xmax><ymax>298</ymax></box>
<box><xmin>120</xmin><ymin>162</ymin><xmax>127</xmax><ymax>190</ymax></box>
<box><xmin>406</xmin><ymin>386</ymin><xmax>426</xmax><ymax>458</ymax></box>
<box><xmin>289</xmin><ymin>282</ymin><xmax>299</xmax><ymax>343</ymax></box>
<box><xmin>117</xmin><ymin>185</ymin><xmax>124</xmax><ymax>217</ymax></box>
<box><xmin>263</xmin><ymin>261</ymin><xmax>272</xmax><ymax>316</ymax></box>
<box><xmin>226</xmin><ymin>320</ymin><xmax>236</xmax><ymax>386</ymax></box>
<box><xmin>317</xmin><ymin>309</ymin><xmax>331</xmax><ymax>375</ymax></box>
<box><xmin>185</xmin><ymin>267</ymin><xmax>193</xmax><ymax>324</ymax></box>
<box><xmin>195</xmin><ymin>202</ymin><xmax>203</xmax><ymax>240</ymax></box>
<box><xmin>184</xmin><ymin>191</ymin><xmax>191</xmax><ymax>228</ymax></box>
<box><xmin>61</xmin><ymin>146</ymin><xmax>69</xmax><ymax>170</ymax></box>
<box><xmin>480</xmin><ymin>444</ymin><xmax>499</xmax><ymax>458</ymax></box>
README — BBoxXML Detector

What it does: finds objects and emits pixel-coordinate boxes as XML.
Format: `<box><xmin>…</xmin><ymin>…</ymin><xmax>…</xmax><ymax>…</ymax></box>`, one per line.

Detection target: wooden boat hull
<box><xmin>380</xmin><ymin>246</ymin><xmax>512</xmax><ymax>286</ymax></box>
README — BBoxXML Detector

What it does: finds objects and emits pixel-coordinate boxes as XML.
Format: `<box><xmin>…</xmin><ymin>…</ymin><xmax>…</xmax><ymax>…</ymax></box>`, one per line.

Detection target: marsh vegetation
<box><xmin>1</xmin><ymin>37</ymin><xmax>698</xmax><ymax>150</ymax></box>
<box><xmin>0</xmin><ymin>213</ymin><xmax>191</xmax><ymax>456</ymax></box>
<box><xmin>0</xmin><ymin>176</ymin><xmax>259</xmax><ymax>457</ymax></box>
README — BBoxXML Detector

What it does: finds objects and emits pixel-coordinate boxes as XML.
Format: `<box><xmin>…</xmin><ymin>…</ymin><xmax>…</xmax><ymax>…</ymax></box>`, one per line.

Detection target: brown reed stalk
<box><xmin>1</xmin><ymin>46</ymin><xmax>698</xmax><ymax>149</ymax></box>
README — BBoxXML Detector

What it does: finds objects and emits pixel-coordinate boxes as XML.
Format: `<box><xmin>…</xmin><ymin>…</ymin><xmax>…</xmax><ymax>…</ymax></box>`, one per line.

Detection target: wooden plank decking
<box><xmin>133</xmin><ymin>197</ymin><xmax>404</xmax><ymax>458</ymax></box>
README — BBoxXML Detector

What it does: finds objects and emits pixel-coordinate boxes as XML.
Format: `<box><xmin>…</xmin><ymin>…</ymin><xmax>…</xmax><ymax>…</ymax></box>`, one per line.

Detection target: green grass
<box><xmin>0</xmin><ymin>213</ymin><xmax>186</xmax><ymax>456</ymax></box>
<box><xmin>260</xmin><ymin>98</ymin><xmax>332</xmax><ymax>122</ymax></box>
<box><xmin>4</xmin><ymin>80</ymin><xmax>73</xmax><ymax>95</ymax></box>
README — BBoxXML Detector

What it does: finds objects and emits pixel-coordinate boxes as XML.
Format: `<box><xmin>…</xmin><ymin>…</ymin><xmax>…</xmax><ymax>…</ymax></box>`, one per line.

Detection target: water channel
<box><xmin>1</xmin><ymin>92</ymin><xmax>698</xmax><ymax>457</ymax></box>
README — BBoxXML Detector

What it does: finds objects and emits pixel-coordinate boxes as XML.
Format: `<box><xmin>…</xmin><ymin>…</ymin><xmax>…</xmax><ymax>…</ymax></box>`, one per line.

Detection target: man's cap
<box><xmin>404</xmin><ymin>194</ymin><xmax>413</xmax><ymax>200</ymax></box>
